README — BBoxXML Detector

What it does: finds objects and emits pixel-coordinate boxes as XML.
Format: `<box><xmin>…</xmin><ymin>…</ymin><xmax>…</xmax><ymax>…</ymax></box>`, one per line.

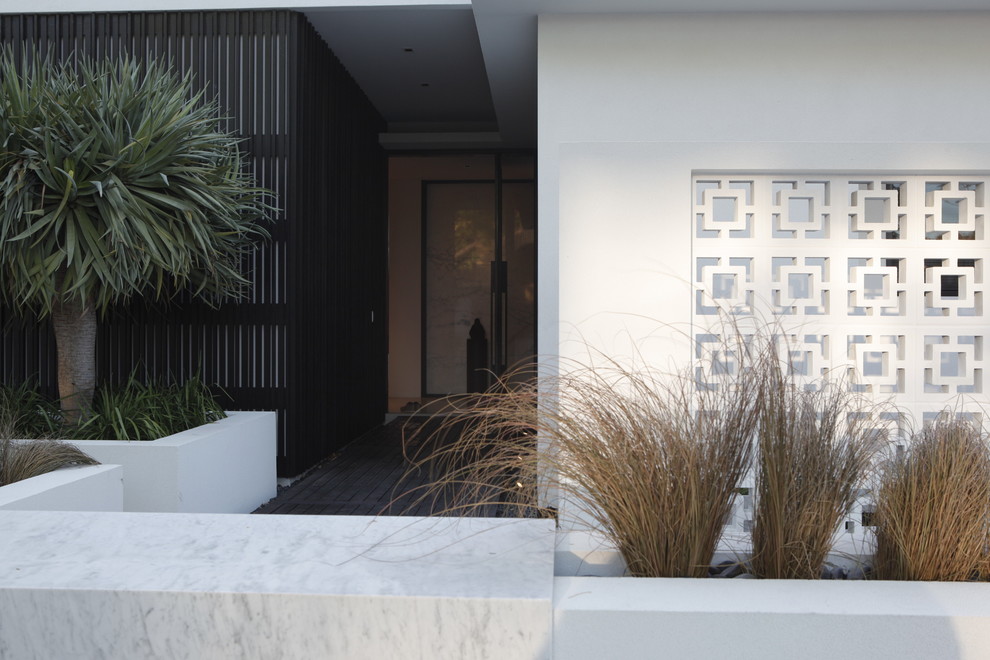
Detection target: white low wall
<box><xmin>0</xmin><ymin>512</ymin><xmax>555</xmax><ymax>660</ymax></box>
<box><xmin>553</xmin><ymin>532</ymin><xmax>990</xmax><ymax>660</ymax></box>
<box><xmin>0</xmin><ymin>464</ymin><xmax>123</xmax><ymax>512</ymax></box>
<box><xmin>69</xmin><ymin>411</ymin><xmax>277</xmax><ymax>513</ymax></box>
<box><xmin>1</xmin><ymin>509</ymin><xmax>988</xmax><ymax>659</ymax></box>
<box><xmin>553</xmin><ymin>577</ymin><xmax>990</xmax><ymax>660</ymax></box>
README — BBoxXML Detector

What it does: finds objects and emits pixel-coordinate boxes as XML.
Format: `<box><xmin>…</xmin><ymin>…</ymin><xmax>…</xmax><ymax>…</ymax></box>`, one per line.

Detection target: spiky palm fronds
<box><xmin>0</xmin><ymin>48</ymin><xmax>273</xmax><ymax>416</ymax></box>
<box><xmin>0</xmin><ymin>48</ymin><xmax>273</xmax><ymax>315</ymax></box>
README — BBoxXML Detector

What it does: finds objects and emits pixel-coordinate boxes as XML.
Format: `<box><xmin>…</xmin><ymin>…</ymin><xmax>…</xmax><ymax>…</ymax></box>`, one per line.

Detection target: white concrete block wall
<box><xmin>538</xmin><ymin>11</ymin><xmax>990</xmax><ymax>368</ymax></box>
<box><xmin>537</xmin><ymin>11</ymin><xmax>990</xmax><ymax>529</ymax></box>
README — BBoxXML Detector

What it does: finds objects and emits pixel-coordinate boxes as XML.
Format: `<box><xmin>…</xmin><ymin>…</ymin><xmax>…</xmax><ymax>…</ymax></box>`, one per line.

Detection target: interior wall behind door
<box><xmin>388</xmin><ymin>153</ymin><xmax>535</xmax><ymax>409</ymax></box>
<box><xmin>387</xmin><ymin>155</ymin><xmax>496</xmax><ymax>410</ymax></box>
<box><xmin>423</xmin><ymin>182</ymin><xmax>496</xmax><ymax>395</ymax></box>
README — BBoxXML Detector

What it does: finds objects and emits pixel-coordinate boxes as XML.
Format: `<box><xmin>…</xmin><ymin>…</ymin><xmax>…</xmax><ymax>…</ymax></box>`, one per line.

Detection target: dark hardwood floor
<box><xmin>253</xmin><ymin>416</ymin><xmax>504</xmax><ymax>517</ymax></box>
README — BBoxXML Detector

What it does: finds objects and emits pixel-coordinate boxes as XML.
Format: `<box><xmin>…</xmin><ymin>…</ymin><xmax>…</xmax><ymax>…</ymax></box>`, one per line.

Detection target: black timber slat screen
<box><xmin>0</xmin><ymin>11</ymin><xmax>388</xmax><ymax>476</ymax></box>
<box><xmin>286</xmin><ymin>16</ymin><xmax>389</xmax><ymax>473</ymax></box>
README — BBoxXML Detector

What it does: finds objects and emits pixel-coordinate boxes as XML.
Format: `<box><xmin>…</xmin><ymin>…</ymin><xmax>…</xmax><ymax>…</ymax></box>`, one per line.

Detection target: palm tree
<box><xmin>0</xmin><ymin>50</ymin><xmax>273</xmax><ymax>422</ymax></box>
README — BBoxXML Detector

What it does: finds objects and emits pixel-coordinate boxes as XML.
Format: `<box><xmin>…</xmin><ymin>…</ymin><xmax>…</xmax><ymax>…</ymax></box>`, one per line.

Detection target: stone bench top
<box><xmin>0</xmin><ymin>511</ymin><xmax>555</xmax><ymax>600</ymax></box>
<box><xmin>0</xmin><ymin>512</ymin><xmax>555</xmax><ymax>659</ymax></box>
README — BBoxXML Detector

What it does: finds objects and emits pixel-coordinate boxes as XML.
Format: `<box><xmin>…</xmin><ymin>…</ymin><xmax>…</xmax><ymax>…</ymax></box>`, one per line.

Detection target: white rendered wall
<box><xmin>0</xmin><ymin>464</ymin><xmax>123</xmax><ymax>512</ymax></box>
<box><xmin>70</xmin><ymin>411</ymin><xmax>276</xmax><ymax>513</ymax></box>
<box><xmin>538</xmin><ymin>11</ymin><xmax>990</xmax><ymax>369</ymax></box>
<box><xmin>554</xmin><ymin>576</ymin><xmax>990</xmax><ymax>660</ymax></box>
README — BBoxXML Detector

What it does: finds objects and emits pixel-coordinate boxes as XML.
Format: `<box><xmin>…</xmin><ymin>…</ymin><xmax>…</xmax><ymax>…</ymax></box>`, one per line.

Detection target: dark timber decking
<box><xmin>253</xmin><ymin>416</ymin><xmax>506</xmax><ymax>517</ymax></box>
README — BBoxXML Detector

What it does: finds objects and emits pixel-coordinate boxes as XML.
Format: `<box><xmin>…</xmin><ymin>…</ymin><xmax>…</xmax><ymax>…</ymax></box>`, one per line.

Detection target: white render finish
<box><xmin>553</xmin><ymin>576</ymin><xmax>990</xmax><ymax>660</ymax></box>
<box><xmin>538</xmin><ymin>12</ymin><xmax>990</xmax><ymax>370</ymax></box>
<box><xmin>68</xmin><ymin>411</ymin><xmax>277</xmax><ymax>513</ymax></box>
<box><xmin>539</xmin><ymin>13</ymin><xmax>990</xmax><ymax>145</ymax></box>
<box><xmin>0</xmin><ymin>512</ymin><xmax>555</xmax><ymax>660</ymax></box>
<box><xmin>0</xmin><ymin>464</ymin><xmax>123</xmax><ymax>512</ymax></box>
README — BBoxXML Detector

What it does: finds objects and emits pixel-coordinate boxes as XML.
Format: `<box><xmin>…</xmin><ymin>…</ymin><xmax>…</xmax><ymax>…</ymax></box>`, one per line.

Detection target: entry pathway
<box><xmin>253</xmin><ymin>416</ymin><xmax>502</xmax><ymax>517</ymax></box>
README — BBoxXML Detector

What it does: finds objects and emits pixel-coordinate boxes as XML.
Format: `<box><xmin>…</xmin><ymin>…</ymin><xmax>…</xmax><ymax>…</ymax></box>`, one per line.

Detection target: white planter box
<box><xmin>0</xmin><ymin>464</ymin><xmax>123</xmax><ymax>512</ymax></box>
<box><xmin>554</xmin><ymin>531</ymin><xmax>990</xmax><ymax>660</ymax></box>
<box><xmin>554</xmin><ymin>576</ymin><xmax>990</xmax><ymax>660</ymax></box>
<box><xmin>68</xmin><ymin>411</ymin><xmax>277</xmax><ymax>513</ymax></box>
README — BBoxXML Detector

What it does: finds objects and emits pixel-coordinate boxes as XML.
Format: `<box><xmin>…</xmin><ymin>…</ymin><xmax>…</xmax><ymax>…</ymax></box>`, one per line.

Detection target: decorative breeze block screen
<box><xmin>692</xmin><ymin>174</ymin><xmax>986</xmax><ymax>432</ymax></box>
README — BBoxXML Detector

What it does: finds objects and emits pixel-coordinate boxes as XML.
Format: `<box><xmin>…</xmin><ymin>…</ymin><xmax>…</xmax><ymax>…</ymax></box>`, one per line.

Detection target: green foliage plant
<box><xmin>0</xmin><ymin>374</ymin><xmax>225</xmax><ymax>441</ymax></box>
<box><xmin>872</xmin><ymin>413</ymin><xmax>990</xmax><ymax>581</ymax></box>
<box><xmin>72</xmin><ymin>373</ymin><xmax>226</xmax><ymax>441</ymax></box>
<box><xmin>0</xmin><ymin>48</ymin><xmax>273</xmax><ymax>421</ymax></box>
<box><xmin>0</xmin><ymin>380</ymin><xmax>62</xmax><ymax>437</ymax></box>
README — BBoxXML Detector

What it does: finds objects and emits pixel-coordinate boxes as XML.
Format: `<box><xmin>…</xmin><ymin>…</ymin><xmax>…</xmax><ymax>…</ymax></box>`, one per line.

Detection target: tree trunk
<box><xmin>51</xmin><ymin>297</ymin><xmax>98</xmax><ymax>424</ymax></box>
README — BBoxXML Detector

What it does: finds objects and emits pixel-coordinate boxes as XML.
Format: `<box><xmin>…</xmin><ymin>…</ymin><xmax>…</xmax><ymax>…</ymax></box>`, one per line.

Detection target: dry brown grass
<box><xmin>401</xmin><ymin>324</ymin><xmax>990</xmax><ymax>582</ymax></box>
<box><xmin>0</xmin><ymin>422</ymin><xmax>98</xmax><ymax>487</ymax></box>
<box><xmin>401</xmin><ymin>335</ymin><xmax>765</xmax><ymax>578</ymax></box>
<box><xmin>556</xmin><ymin>366</ymin><xmax>760</xmax><ymax>578</ymax></box>
<box><xmin>872</xmin><ymin>413</ymin><xmax>990</xmax><ymax>581</ymax></box>
<box><xmin>750</xmin><ymin>361</ymin><xmax>885</xmax><ymax>579</ymax></box>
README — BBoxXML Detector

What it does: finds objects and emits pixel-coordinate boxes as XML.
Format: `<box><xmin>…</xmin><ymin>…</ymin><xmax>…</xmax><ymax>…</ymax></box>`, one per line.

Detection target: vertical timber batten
<box><xmin>0</xmin><ymin>10</ymin><xmax>388</xmax><ymax>477</ymax></box>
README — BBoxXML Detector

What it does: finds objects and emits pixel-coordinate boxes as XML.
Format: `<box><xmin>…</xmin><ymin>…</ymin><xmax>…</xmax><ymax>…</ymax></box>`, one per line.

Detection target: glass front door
<box><xmin>422</xmin><ymin>160</ymin><xmax>535</xmax><ymax>396</ymax></box>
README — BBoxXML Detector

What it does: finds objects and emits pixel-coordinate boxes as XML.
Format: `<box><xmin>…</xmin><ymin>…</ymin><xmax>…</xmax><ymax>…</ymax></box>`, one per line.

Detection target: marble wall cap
<box><xmin>0</xmin><ymin>511</ymin><xmax>555</xmax><ymax>600</ymax></box>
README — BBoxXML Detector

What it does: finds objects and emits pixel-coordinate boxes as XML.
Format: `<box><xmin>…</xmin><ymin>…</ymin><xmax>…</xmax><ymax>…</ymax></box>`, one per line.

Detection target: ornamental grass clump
<box><xmin>750</xmin><ymin>361</ymin><xmax>885</xmax><ymax>580</ymax></box>
<box><xmin>553</xmin><ymin>364</ymin><xmax>761</xmax><ymax>578</ymax></box>
<box><xmin>0</xmin><ymin>422</ymin><xmax>97</xmax><ymax>487</ymax></box>
<box><xmin>872</xmin><ymin>413</ymin><xmax>990</xmax><ymax>581</ymax></box>
<box><xmin>402</xmin><ymin>335</ymin><xmax>765</xmax><ymax>578</ymax></box>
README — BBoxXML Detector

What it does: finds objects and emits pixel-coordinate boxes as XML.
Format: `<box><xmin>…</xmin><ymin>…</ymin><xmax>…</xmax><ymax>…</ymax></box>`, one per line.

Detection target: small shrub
<box><xmin>872</xmin><ymin>413</ymin><xmax>990</xmax><ymax>581</ymax></box>
<box><xmin>72</xmin><ymin>373</ymin><xmax>226</xmax><ymax>441</ymax></box>
<box><xmin>0</xmin><ymin>374</ymin><xmax>225</xmax><ymax>441</ymax></box>
<box><xmin>0</xmin><ymin>381</ymin><xmax>62</xmax><ymax>438</ymax></box>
